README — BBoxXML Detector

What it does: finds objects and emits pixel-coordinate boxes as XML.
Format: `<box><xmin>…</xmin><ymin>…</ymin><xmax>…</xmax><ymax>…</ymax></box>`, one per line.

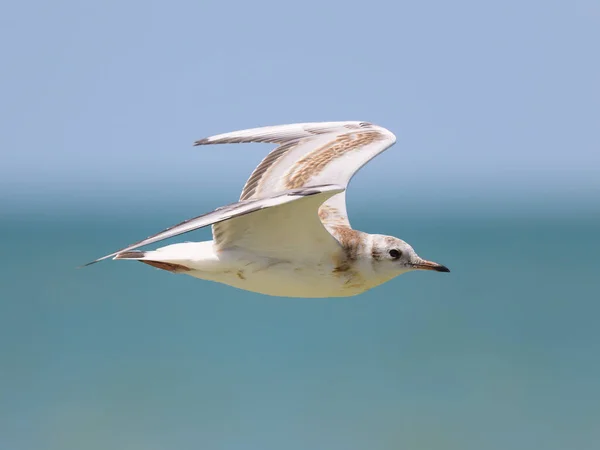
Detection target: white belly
<box><xmin>186</xmin><ymin>260</ymin><xmax>367</xmax><ymax>298</ymax></box>
<box><xmin>141</xmin><ymin>241</ymin><xmax>373</xmax><ymax>298</ymax></box>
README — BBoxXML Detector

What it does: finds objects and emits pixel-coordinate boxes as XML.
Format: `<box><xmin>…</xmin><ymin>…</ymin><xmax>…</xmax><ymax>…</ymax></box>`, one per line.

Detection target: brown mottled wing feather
<box><xmin>194</xmin><ymin>121</ymin><xmax>397</xmax><ymax>232</ymax></box>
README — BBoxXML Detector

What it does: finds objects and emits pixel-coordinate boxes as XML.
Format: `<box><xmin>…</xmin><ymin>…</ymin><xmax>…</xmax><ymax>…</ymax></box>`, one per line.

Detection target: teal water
<box><xmin>1</xmin><ymin>207</ymin><xmax>599</xmax><ymax>450</ymax></box>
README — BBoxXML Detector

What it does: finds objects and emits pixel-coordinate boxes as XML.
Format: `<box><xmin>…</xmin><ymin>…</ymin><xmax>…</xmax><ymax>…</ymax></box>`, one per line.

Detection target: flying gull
<box><xmin>84</xmin><ymin>121</ymin><xmax>449</xmax><ymax>297</ymax></box>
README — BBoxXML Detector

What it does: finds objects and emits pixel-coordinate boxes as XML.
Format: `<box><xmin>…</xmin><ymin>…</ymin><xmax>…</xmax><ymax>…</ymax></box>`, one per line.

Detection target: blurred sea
<box><xmin>1</xmin><ymin>203</ymin><xmax>599</xmax><ymax>450</ymax></box>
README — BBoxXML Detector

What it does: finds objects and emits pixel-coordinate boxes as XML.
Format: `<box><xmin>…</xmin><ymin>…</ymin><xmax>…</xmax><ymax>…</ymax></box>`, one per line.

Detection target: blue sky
<box><xmin>1</xmin><ymin>0</ymin><xmax>598</xmax><ymax>211</ymax></box>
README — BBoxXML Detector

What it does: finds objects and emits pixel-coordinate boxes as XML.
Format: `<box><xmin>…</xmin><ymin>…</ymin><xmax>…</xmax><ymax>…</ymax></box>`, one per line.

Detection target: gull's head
<box><xmin>369</xmin><ymin>234</ymin><xmax>450</xmax><ymax>276</ymax></box>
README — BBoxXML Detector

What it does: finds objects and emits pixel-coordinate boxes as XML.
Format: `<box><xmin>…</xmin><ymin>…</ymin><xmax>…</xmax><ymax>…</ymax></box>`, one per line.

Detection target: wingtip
<box><xmin>77</xmin><ymin>260</ymin><xmax>98</xmax><ymax>269</ymax></box>
<box><xmin>193</xmin><ymin>138</ymin><xmax>209</xmax><ymax>146</ymax></box>
<box><xmin>77</xmin><ymin>253</ymin><xmax>117</xmax><ymax>269</ymax></box>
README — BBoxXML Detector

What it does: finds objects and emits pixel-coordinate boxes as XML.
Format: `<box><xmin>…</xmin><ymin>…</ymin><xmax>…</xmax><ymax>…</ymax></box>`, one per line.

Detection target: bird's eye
<box><xmin>389</xmin><ymin>249</ymin><xmax>402</xmax><ymax>259</ymax></box>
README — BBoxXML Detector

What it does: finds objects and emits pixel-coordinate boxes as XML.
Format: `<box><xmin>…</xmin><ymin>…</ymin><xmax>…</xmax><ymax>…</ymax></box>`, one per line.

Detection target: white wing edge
<box><xmin>80</xmin><ymin>184</ymin><xmax>345</xmax><ymax>268</ymax></box>
<box><xmin>193</xmin><ymin>121</ymin><xmax>369</xmax><ymax>146</ymax></box>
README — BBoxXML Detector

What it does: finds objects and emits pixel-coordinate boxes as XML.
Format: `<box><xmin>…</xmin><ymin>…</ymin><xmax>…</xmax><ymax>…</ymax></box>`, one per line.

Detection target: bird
<box><xmin>84</xmin><ymin>121</ymin><xmax>449</xmax><ymax>297</ymax></box>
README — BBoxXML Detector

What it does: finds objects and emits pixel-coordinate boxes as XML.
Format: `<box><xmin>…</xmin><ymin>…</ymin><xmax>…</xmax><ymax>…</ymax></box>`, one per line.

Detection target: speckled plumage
<box><xmin>85</xmin><ymin>122</ymin><xmax>449</xmax><ymax>297</ymax></box>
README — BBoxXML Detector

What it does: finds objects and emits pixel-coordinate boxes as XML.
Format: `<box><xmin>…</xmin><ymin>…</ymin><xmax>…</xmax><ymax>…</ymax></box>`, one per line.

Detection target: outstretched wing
<box><xmin>194</xmin><ymin>121</ymin><xmax>397</xmax><ymax>229</ymax></box>
<box><xmin>83</xmin><ymin>185</ymin><xmax>344</xmax><ymax>266</ymax></box>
